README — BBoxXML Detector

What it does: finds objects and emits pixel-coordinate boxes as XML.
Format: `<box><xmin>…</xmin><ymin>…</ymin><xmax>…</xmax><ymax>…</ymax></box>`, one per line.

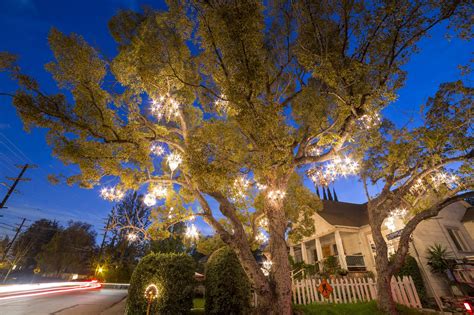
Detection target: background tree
<box><xmin>12</xmin><ymin>219</ymin><xmax>59</xmax><ymax>270</ymax></box>
<box><xmin>148</xmin><ymin>221</ymin><xmax>187</xmax><ymax>254</ymax></box>
<box><xmin>2</xmin><ymin>237</ymin><xmax>33</xmax><ymax>283</ymax></box>
<box><xmin>361</xmin><ymin>81</ymin><xmax>473</xmax><ymax>314</ymax></box>
<box><xmin>101</xmin><ymin>192</ymin><xmax>151</xmax><ymax>281</ymax></box>
<box><xmin>36</xmin><ymin>221</ymin><xmax>97</xmax><ymax>275</ymax></box>
<box><xmin>1</xmin><ymin>1</ymin><xmax>470</xmax><ymax>313</ymax></box>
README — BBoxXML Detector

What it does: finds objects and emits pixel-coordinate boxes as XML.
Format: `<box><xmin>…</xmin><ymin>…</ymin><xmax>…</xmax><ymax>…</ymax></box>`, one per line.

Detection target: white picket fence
<box><xmin>292</xmin><ymin>276</ymin><xmax>422</xmax><ymax>309</ymax></box>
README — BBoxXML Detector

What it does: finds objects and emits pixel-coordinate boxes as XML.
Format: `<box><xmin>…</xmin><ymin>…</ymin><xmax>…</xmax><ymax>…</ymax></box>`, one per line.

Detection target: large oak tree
<box><xmin>1</xmin><ymin>1</ymin><xmax>470</xmax><ymax>313</ymax></box>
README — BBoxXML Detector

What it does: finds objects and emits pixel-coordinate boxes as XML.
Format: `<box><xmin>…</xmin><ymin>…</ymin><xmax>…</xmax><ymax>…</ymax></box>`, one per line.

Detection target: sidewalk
<box><xmin>101</xmin><ymin>296</ymin><xmax>127</xmax><ymax>315</ymax></box>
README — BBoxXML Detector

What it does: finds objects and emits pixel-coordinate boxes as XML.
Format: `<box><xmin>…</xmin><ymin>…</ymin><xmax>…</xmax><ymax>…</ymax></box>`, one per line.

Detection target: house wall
<box><xmin>464</xmin><ymin>221</ymin><xmax>474</xmax><ymax>241</ymax></box>
<box><xmin>410</xmin><ymin>201</ymin><xmax>474</xmax><ymax>297</ymax></box>
<box><xmin>289</xmin><ymin>201</ymin><xmax>473</xmax><ymax>299</ymax></box>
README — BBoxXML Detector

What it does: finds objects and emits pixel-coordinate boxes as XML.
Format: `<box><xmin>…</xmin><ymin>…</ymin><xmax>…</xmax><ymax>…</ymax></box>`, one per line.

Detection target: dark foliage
<box><xmin>205</xmin><ymin>246</ymin><xmax>251</xmax><ymax>315</ymax></box>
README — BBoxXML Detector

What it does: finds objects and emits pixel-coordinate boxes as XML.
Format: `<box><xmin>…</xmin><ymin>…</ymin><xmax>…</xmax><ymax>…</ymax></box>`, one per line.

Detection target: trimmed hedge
<box><xmin>205</xmin><ymin>246</ymin><xmax>251</xmax><ymax>315</ymax></box>
<box><xmin>126</xmin><ymin>252</ymin><xmax>195</xmax><ymax>314</ymax></box>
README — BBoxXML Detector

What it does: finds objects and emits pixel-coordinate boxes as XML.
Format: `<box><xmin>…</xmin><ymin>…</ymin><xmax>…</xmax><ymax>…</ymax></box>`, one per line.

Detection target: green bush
<box><xmin>393</xmin><ymin>255</ymin><xmax>427</xmax><ymax>306</ymax></box>
<box><xmin>126</xmin><ymin>252</ymin><xmax>195</xmax><ymax>314</ymax></box>
<box><xmin>205</xmin><ymin>246</ymin><xmax>251</xmax><ymax>315</ymax></box>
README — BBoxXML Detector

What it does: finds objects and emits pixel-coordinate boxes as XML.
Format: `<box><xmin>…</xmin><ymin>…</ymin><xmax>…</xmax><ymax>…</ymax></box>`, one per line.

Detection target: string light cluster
<box><xmin>384</xmin><ymin>208</ymin><xmax>408</xmax><ymax>232</ymax></box>
<box><xmin>267</xmin><ymin>190</ymin><xmax>286</xmax><ymax>203</ymax></box>
<box><xmin>185</xmin><ymin>224</ymin><xmax>199</xmax><ymax>240</ymax></box>
<box><xmin>409</xmin><ymin>178</ymin><xmax>425</xmax><ymax>194</ymax></box>
<box><xmin>150</xmin><ymin>94</ymin><xmax>180</xmax><ymax>121</ymax></box>
<box><xmin>150</xmin><ymin>143</ymin><xmax>165</xmax><ymax>156</ymax></box>
<box><xmin>143</xmin><ymin>193</ymin><xmax>157</xmax><ymax>206</ymax></box>
<box><xmin>256</xmin><ymin>182</ymin><xmax>268</xmax><ymax>190</ymax></box>
<box><xmin>232</xmin><ymin>176</ymin><xmax>250</xmax><ymax>200</ymax></box>
<box><xmin>261</xmin><ymin>260</ymin><xmax>273</xmax><ymax>276</ymax></box>
<box><xmin>143</xmin><ymin>184</ymin><xmax>168</xmax><ymax>207</ymax></box>
<box><xmin>258</xmin><ymin>217</ymin><xmax>269</xmax><ymax>229</ymax></box>
<box><xmin>431</xmin><ymin>172</ymin><xmax>458</xmax><ymax>189</ymax></box>
<box><xmin>256</xmin><ymin>231</ymin><xmax>268</xmax><ymax>243</ymax></box>
<box><xmin>144</xmin><ymin>284</ymin><xmax>159</xmax><ymax>300</ymax></box>
<box><xmin>127</xmin><ymin>232</ymin><xmax>138</xmax><ymax>241</ymax></box>
<box><xmin>100</xmin><ymin>186</ymin><xmax>125</xmax><ymax>201</ymax></box>
<box><xmin>308</xmin><ymin>156</ymin><xmax>359</xmax><ymax>186</ymax></box>
<box><xmin>409</xmin><ymin>172</ymin><xmax>459</xmax><ymax>195</ymax></box>
<box><xmin>167</xmin><ymin>152</ymin><xmax>182</xmax><ymax>172</ymax></box>
<box><xmin>214</xmin><ymin>94</ymin><xmax>229</xmax><ymax>114</ymax></box>
<box><xmin>384</xmin><ymin>216</ymin><xmax>397</xmax><ymax>232</ymax></box>
<box><xmin>357</xmin><ymin>113</ymin><xmax>381</xmax><ymax>129</ymax></box>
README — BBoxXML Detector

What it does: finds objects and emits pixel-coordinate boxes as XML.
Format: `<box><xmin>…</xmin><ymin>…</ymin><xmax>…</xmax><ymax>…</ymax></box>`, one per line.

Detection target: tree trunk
<box><xmin>368</xmin><ymin>202</ymin><xmax>398</xmax><ymax>315</ymax></box>
<box><xmin>375</xmin><ymin>254</ymin><xmax>397</xmax><ymax>315</ymax></box>
<box><xmin>227</xmin><ymin>233</ymin><xmax>274</xmax><ymax>314</ymax></box>
<box><xmin>267</xmin><ymin>203</ymin><xmax>293</xmax><ymax>315</ymax></box>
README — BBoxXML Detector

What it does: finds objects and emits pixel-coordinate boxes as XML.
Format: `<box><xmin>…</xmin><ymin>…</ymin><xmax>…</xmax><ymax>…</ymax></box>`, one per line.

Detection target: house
<box><xmin>288</xmin><ymin>194</ymin><xmax>474</xmax><ymax>298</ymax></box>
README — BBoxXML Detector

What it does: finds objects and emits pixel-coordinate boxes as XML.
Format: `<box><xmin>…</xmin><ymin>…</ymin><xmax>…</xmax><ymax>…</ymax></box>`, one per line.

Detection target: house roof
<box><xmin>461</xmin><ymin>207</ymin><xmax>474</xmax><ymax>223</ymax></box>
<box><xmin>317</xmin><ymin>200</ymin><xmax>369</xmax><ymax>227</ymax></box>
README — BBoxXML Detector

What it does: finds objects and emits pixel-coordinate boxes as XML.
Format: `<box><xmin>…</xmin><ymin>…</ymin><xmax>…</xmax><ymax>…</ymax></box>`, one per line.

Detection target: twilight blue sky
<box><xmin>0</xmin><ymin>0</ymin><xmax>471</xmax><ymax>238</ymax></box>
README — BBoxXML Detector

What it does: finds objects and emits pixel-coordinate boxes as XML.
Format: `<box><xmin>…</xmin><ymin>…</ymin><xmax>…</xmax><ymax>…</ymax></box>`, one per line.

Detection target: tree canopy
<box><xmin>1</xmin><ymin>0</ymin><xmax>471</xmax><ymax>313</ymax></box>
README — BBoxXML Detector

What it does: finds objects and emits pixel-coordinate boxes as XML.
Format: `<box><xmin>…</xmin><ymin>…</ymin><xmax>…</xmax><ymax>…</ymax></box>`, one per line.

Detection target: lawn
<box><xmin>191</xmin><ymin>298</ymin><xmax>205</xmax><ymax>314</ymax></box>
<box><xmin>294</xmin><ymin>301</ymin><xmax>431</xmax><ymax>315</ymax></box>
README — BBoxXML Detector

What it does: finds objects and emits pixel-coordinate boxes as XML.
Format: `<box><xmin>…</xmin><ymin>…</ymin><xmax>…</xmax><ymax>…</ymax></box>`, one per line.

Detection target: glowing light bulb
<box><xmin>143</xmin><ymin>193</ymin><xmax>157</xmax><ymax>206</ymax></box>
<box><xmin>150</xmin><ymin>143</ymin><xmax>165</xmax><ymax>156</ymax></box>
<box><xmin>127</xmin><ymin>233</ymin><xmax>138</xmax><ymax>241</ymax></box>
<box><xmin>167</xmin><ymin>152</ymin><xmax>182</xmax><ymax>172</ymax></box>
<box><xmin>261</xmin><ymin>260</ymin><xmax>273</xmax><ymax>276</ymax></box>
<box><xmin>151</xmin><ymin>185</ymin><xmax>167</xmax><ymax>199</ymax></box>
<box><xmin>185</xmin><ymin>224</ymin><xmax>199</xmax><ymax>240</ymax></box>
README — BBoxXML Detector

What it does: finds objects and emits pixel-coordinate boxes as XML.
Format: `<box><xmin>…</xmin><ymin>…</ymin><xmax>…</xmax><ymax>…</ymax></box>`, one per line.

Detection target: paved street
<box><xmin>0</xmin><ymin>288</ymin><xmax>127</xmax><ymax>315</ymax></box>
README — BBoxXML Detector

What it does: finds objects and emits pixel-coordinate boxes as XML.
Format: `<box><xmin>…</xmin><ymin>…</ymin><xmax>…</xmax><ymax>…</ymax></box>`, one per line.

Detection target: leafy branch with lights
<box><xmin>0</xmin><ymin>1</ymin><xmax>471</xmax><ymax>313</ymax></box>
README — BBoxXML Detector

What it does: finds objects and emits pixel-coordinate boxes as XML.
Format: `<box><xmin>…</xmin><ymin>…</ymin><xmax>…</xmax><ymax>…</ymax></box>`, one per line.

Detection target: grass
<box><xmin>190</xmin><ymin>298</ymin><xmax>205</xmax><ymax>314</ymax></box>
<box><xmin>294</xmin><ymin>301</ymin><xmax>431</xmax><ymax>315</ymax></box>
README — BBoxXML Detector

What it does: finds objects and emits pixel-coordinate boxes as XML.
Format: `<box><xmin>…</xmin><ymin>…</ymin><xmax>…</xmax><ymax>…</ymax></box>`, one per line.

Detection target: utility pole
<box><xmin>98</xmin><ymin>215</ymin><xmax>112</xmax><ymax>262</ymax></box>
<box><xmin>0</xmin><ymin>164</ymin><xmax>35</xmax><ymax>210</ymax></box>
<box><xmin>1</xmin><ymin>218</ymin><xmax>26</xmax><ymax>262</ymax></box>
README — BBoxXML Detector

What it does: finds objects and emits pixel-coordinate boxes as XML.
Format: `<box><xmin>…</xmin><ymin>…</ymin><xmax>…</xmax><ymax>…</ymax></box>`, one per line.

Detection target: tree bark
<box><xmin>368</xmin><ymin>201</ymin><xmax>398</xmax><ymax>315</ymax></box>
<box><xmin>267</xmin><ymin>203</ymin><xmax>293</xmax><ymax>315</ymax></box>
<box><xmin>227</xmin><ymin>234</ymin><xmax>275</xmax><ymax>314</ymax></box>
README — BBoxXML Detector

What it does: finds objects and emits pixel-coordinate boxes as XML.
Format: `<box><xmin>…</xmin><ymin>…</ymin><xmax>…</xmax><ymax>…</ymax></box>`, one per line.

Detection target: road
<box><xmin>0</xmin><ymin>288</ymin><xmax>127</xmax><ymax>315</ymax></box>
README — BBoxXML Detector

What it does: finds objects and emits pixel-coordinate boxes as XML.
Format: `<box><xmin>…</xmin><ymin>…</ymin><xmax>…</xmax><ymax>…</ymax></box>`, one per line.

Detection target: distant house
<box><xmin>288</xmin><ymin>192</ymin><xmax>474</xmax><ymax>298</ymax></box>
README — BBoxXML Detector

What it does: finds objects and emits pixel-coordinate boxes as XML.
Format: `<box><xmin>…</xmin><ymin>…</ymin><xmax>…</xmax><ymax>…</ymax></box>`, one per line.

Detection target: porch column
<box><xmin>289</xmin><ymin>246</ymin><xmax>295</xmax><ymax>259</ymax></box>
<box><xmin>315</xmin><ymin>237</ymin><xmax>323</xmax><ymax>270</ymax></box>
<box><xmin>334</xmin><ymin>231</ymin><xmax>347</xmax><ymax>269</ymax></box>
<box><xmin>301</xmin><ymin>241</ymin><xmax>309</xmax><ymax>263</ymax></box>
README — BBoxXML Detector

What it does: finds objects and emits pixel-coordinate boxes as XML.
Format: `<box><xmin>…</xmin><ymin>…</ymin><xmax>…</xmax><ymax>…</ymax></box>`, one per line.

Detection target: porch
<box><xmin>290</xmin><ymin>230</ymin><xmax>372</xmax><ymax>272</ymax></box>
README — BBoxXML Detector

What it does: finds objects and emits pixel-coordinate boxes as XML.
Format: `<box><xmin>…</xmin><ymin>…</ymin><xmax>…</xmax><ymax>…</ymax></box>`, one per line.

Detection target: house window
<box><xmin>446</xmin><ymin>228</ymin><xmax>470</xmax><ymax>252</ymax></box>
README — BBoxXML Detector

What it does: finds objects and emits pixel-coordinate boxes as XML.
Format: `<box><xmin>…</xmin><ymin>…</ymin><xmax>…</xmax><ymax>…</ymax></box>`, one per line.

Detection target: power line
<box><xmin>0</xmin><ymin>133</ymin><xmax>33</xmax><ymax>163</ymax></box>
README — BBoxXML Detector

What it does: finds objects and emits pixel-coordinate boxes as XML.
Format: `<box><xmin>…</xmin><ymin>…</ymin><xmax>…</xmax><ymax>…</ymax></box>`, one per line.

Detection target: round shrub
<box><xmin>126</xmin><ymin>252</ymin><xmax>195</xmax><ymax>314</ymax></box>
<box><xmin>205</xmin><ymin>246</ymin><xmax>251</xmax><ymax>315</ymax></box>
